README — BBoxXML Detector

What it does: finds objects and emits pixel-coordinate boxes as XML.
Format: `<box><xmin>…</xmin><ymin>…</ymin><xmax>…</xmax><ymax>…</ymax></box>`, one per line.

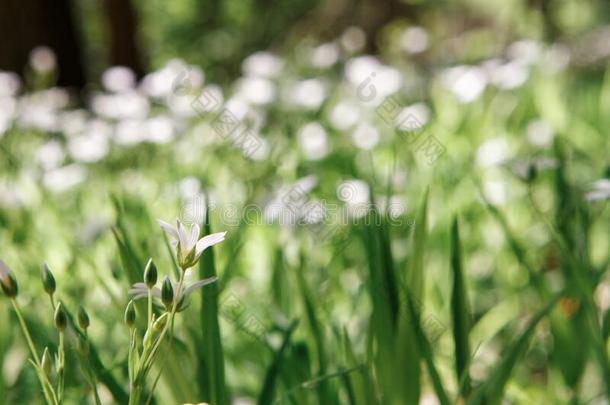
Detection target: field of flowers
<box><xmin>1</xmin><ymin>16</ymin><xmax>610</xmax><ymax>405</ymax></box>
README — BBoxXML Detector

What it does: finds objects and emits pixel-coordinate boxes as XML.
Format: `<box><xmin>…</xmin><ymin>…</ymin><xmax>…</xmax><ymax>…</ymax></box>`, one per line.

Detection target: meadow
<box><xmin>1</xmin><ymin>16</ymin><xmax>610</xmax><ymax>405</ymax></box>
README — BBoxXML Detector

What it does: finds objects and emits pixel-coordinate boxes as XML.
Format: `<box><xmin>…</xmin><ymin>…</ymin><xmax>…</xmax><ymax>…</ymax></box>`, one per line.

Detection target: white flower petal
<box><xmin>184</xmin><ymin>277</ymin><xmax>217</xmax><ymax>295</ymax></box>
<box><xmin>176</xmin><ymin>220</ymin><xmax>189</xmax><ymax>250</ymax></box>
<box><xmin>190</xmin><ymin>224</ymin><xmax>200</xmax><ymax>249</ymax></box>
<box><xmin>195</xmin><ymin>232</ymin><xmax>227</xmax><ymax>256</ymax></box>
<box><xmin>157</xmin><ymin>219</ymin><xmax>179</xmax><ymax>240</ymax></box>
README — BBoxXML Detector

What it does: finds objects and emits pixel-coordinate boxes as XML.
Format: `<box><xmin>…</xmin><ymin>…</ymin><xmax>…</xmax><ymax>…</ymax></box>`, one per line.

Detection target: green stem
<box><xmin>11</xmin><ymin>299</ymin><xmax>58</xmax><ymax>405</ymax></box>
<box><xmin>57</xmin><ymin>331</ymin><xmax>65</xmax><ymax>403</ymax></box>
<box><xmin>128</xmin><ymin>383</ymin><xmax>141</xmax><ymax>405</ymax></box>
<box><xmin>133</xmin><ymin>270</ymin><xmax>188</xmax><ymax>404</ymax></box>
<box><xmin>147</xmin><ymin>289</ymin><xmax>153</xmax><ymax>328</ymax></box>
<box><xmin>11</xmin><ymin>299</ymin><xmax>40</xmax><ymax>364</ymax></box>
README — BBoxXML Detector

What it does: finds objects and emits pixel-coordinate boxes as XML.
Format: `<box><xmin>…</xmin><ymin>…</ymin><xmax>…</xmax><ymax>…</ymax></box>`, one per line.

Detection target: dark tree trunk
<box><xmin>102</xmin><ymin>0</ymin><xmax>145</xmax><ymax>78</ymax></box>
<box><xmin>0</xmin><ymin>0</ymin><xmax>86</xmax><ymax>89</ymax></box>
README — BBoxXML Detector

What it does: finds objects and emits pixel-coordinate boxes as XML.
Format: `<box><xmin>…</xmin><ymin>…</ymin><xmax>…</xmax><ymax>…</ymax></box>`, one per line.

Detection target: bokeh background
<box><xmin>1</xmin><ymin>0</ymin><xmax>610</xmax><ymax>404</ymax></box>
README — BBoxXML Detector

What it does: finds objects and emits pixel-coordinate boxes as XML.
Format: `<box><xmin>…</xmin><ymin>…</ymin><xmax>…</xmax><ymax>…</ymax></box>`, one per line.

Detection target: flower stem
<box><xmin>57</xmin><ymin>330</ymin><xmax>65</xmax><ymax>403</ymax></box>
<box><xmin>147</xmin><ymin>289</ymin><xmax>153</xmax><ymax>328</ymax></box>
<box><xmin>10</xmin><ymin>299</ymin><xmax>40</xmax><ymax>364</ymax></box>
<box><xmin>11</xmin><ymin>299</ymin><xmax>58</xmax><ymax>405</ymax></box>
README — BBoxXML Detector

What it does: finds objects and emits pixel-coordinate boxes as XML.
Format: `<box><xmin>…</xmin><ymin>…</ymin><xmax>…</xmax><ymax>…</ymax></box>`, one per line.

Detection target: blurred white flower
<box><xmin>141</xmin><ymin>60</ymin><xmax>203</xmax><ymax>99</ymax></box>
<box><xmin>297</xmin><ymin>122</ymin><xmax>329</xmax><ymax>160</ymax></box>
<box><xmin>18</xmin><ymin>104</ymin><xmax>59</xmax><ymax>132</ymax></box>
<box><xmin>507</xmin><ymin>40</ymin><xmax>542</xmax><ymax>65</ymax></box>
<box><xmin>234</xmin><ymin>76</ymin><xmax>275</xmax><ymax>105</ymax></box>
<box><xmin>286</xmin><ymin>79</ymin><xmax>327</xmax><ymax>110</ymax></box>
<box><xmin>595</xmin><ymin>282</ymin><xmax>610</xmax><ymax>312</ymax></box>
<box><xmin>58</xmin><ymin>110</ymin><xmax>88</xmax><ymax>137</ymax></box>
<box><xmin>442</xmin><ymin>66</ymin><xmax>487</xmax><ymax>103</ymax></box>
<box><xmin>328</xmin><ymin>100</ymin><xmax>359</xmax><ymax>130</ymax></box>
<box><xmin>484</xmin><ymin>59</ymin><xmax>529</xmax><ymax>90</ymax></box>
<box><xmin>0</xmin><ymin>97</ymin><xmax>16</xmax><ymax>137</ymax></box>
<box><xmin>526</xmin><ymin>119</ymin><xmax>554</xmax><ymax>147</ymax></box>
<box><xmin>338</xmin><ymin>179</ymin><xmax>370</xmax><ymax>219</ymax></box>
<box><xmin>396</xmin><ymin>102</ymin><xmax>430</xmax><ymax>130</ymax></box>
<box><xmin>351</xmin><ymin>122</ymin><xmax>380</xmax><ymax>150</ymax></box>
<box><xmin>43</xmin><ymin>164</ymin><xmax>87</xmax><ymax>192</ymax></box>
<box><xmin>0</xmin><ymin>72</ymin><xmax>21</xmax><ymax>97</ymax></box>
<box><xmin>543</xmin><ymin>44</ymin><xmax>570</xmax><ymax>72</ymax></box>
<box><xmin>179</xmin><ymin>177</ymin><xmax>201</xmax><ymax>198</ymax></box>
<box><xmin>338</xmin><ymin>179</ymin><xmax>369</xmax><ymax>205</ymax></box>
<box><xmin>145</xmin><ymin>115</ymin><xmax>175</xmax><ymax>144</ymax></box>
<box><xmin>242</xmin><ymin>52</ymin><xmax>284</xmax><ymax>78</ymax></box>
<box><xmin>29</xmin><ymin>46</ymin><xmax>57</xmax><ymax>73</ymax></box>
<box><xmin>346</xmin><ymin>57</ymin><xmax>402</xmax><ymax>104</ymax></box>
<box><xmin>310</xmin><ymin>42</ymin><xmax>340</xmax><ymax>68</ymax></box>
<box><xmin>401</xmin><ymin>27</ymin><xmax>429</xmax><ymax>54</ymax></box>
<box><xmin>168</xmin><ymin>84</ymin><xmax>224</xmax><ymax>117</ymax></box>
<box><xmin>224</xmin><ymin>98</ymin><xmax>250</xmax><ymax>121</ymax></box>
<box><xmin>36</xmin><ymin>140</ymin><xmax>65</xmax><ymax>170</ymax></box>
<box><xmin>114</xmin><ymin>119</ymin><xmax>145</xmax><ymax>145</ymax></box>
<box><xmin>247</xmin><ymin>136</ymin><xmax>269</xmax><ymax>161</ymax></box>
<box><xmin>91</xmin><ymin>91</ymin><xmax>149</xmax><ymax>120</ymax></box>
<box><xmin>585</xmin><ymin>179</ymin><xmax>610</xmax><ymax>202</ymax></box>
<box><xmin>18</xmin><ymin>89</ymin><xmax>69</xmax><ymax>131</ymax></box>
<box><xmin>483</xmin><ymin>180</ymin><xmax>506</xmax><ymax>205</ymax></box>
<box><xmin>68</xmin><ymin>132</ymin><xmax>109</xmax><ymax>163</ymax></box>
<box><xmin>0</xmin><ymin>181</ymin><xmax>23</xmax><ymax>209</ymax></box>
<box><xmin>157</xmin><ymin>219</ymin><xmax>226</xmax><ymax>268</ymax></box>
<box><xmin>102</xmin><ymin>66</ymin><xmax>136</xmax><ymax>93</ymax></box>
<box><xmin>476</xmin><ymin>138</ymin><xmax>510</xmax><ymax>167</ymax></box>
<box><xmin>264</xmin><ymin>176</ymin><xmax>318</xmax><ymax>225</ymax></box>
<box><xmin>340</xmin><ymin>26</ymin><xmax>366</xmax><ymax>53</ymax></box>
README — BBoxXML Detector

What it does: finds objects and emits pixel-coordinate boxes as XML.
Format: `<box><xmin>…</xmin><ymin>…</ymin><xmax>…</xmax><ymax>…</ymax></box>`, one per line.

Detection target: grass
<box><xmin>1</xmin><ymin>31</ymin><xmax>610</xmax><ymax>405</ymax></box>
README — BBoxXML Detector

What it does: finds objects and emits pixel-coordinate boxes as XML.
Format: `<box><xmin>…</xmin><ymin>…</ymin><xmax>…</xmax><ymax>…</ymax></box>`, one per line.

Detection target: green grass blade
<box><xmin>450</xmin><ymin>216</ymin><xmax>471</xmax><ymax>397</ymax></box>
<box><xmin>196</xmin><ymin>202</ymin><xmax>228</xmax><ymax>405</ymax></box>
<box><xmin>257</xmin><ymin>320</ymin><xmax>298</xmax><ymax>405</ymax></box>
<box><xmin>468</xmin><ymin>295</ymin><xmax>560</xmax><ymax>405</ymax></box>
<box><xmin>404</xmin><ymin>292</ymin><xmax>450</xmax><ymax>405</ymax></box>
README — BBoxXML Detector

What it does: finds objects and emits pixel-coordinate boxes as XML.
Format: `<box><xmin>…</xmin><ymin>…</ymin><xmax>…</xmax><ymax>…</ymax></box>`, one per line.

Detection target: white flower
<box><xmin>128</xmin><ymin>277</ymin><xmax>216</xmax><ymax>309</ymax></box>
<box><xmin>157</xmin><ymin>219</ymin><xmax>226</xmax><ymax>269</ymax></box>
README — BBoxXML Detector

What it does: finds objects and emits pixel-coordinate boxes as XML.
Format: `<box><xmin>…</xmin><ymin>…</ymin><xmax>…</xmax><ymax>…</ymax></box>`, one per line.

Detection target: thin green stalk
<box><xmin>11</xmin><ymin>299</ymin><xmax>40</xmax><ymax>364</ymax></box>
<box><xmin>148</xmin><ymin>289</ymin><xmax>153</xmax><ymax>328</ymax></box>
<box><xmin>57</xmin><ymin>331</ymin><xmax>65</xmax><ymax>403</ymax></box>
<box><xmin>144</xmin><ymin>269</ymin><xmax>189</xmax><ymax>405</ymax></box>
<box><xmin>11</xmin><ymin>299</ymin><xmax>58</xmax><ymax>405</ymax></box>
<box><xmin>130</xmin><ymin>270</ymin><xmax>187</xmax><ymax>405</ymax></box>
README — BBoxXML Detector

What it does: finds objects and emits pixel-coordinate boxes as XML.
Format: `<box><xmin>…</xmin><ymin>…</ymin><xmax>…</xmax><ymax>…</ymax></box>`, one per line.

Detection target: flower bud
<box><xmin>41</xmin><ymin>263</ymin><xmax>56</xmax><ymax>296</ymax></box>
<box><xmin>0</xmin><ymin>260</ymin><xmax>18</xmax><ymax>298</ymax></box>
<box><xmin>153</xmin><ymin>312</ymin><xmax>169</xmax><ymax>332</ymax></box>
<box><xmin>144</xmin><ymin>258</ymin><xmax>158</xmax><ymax>288</ymax></box>
<box><xmin>78</xmin><ymin>306</ymin><xmax>90</xmax><ymax>331</ymax></box>
<box><xmin>124</xmin><ymin>300</ymin><xmax>136</xmax><ymax>327</ymax></box>
<box><xmin>143</xmin><ymin>312</ymin><xmax>169</xmax><ymax>350</ymax></box>
<box><xmin>41</xmin><ymin>347</ymin><xmax>52</xmax><ymax>375</ymax></box>
<box><xmin>161</xmin><ymin>277</ymin><xmax>174</xmax><ymax>310</ymax></box>
<box><xmin>54</xmin><ymin>303</ymin><xmax>67</xmax><ymax>331</ymax></box>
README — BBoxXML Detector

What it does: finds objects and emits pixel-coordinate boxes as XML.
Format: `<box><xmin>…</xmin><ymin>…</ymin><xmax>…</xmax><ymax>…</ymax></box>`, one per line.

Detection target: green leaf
<box><xmin>450</xmin><ymin>216</ymin><xmax>471</xmax><ymax>396</ymax></box>
<box><xmin>468</xmin><ymin>295</ymin><xmax>559</xmax><ymax>405</ymax></box>
<box><xmin>257</xmin><ymin>320</ymin><xmax>298</xmax><ymax>405</ymax></box>
<box><xmin>196</xmin><ymin>200</ymin><xmax>228</xmax><ymax>405</ymax></box>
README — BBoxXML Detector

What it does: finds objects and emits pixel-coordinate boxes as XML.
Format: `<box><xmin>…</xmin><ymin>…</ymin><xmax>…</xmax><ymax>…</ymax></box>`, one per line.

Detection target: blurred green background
<box><xmin>1</xmin><ymin>0</ymin><xmax>610</xmax><ymax>404</ymax></box>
